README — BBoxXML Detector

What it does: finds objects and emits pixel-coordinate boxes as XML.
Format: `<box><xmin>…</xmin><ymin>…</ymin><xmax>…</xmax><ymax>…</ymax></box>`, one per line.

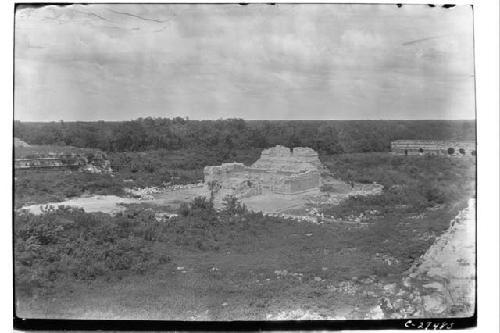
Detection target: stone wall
<box><xmin>391</xmin><ymin>140</ymin><xmax>476</xmax><ymax>156</ymax></box>
<box><xmin>203</xmin><ymin>146</ymin><xmax>323</xmax><ymax>197</ymax></box>
<box><xmin>204</xmin><ymin>163</ymin><xmax>261</xmax><ymax>198</ymax></box>
<box><xmin>251</xmin><ymin>145</ymin><xmax>322</xmax><ymax>172</ymax></box>
<box><xmin>14</xmin><ymin>151</ymin><xmax>112</xmax><ymax>173</ymax></box>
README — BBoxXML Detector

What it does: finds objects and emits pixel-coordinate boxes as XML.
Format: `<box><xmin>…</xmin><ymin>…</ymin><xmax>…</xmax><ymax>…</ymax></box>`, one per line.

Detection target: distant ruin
<box><xmin>14</xmin><ymin>152</ymin><xmax>112</xmax><ymax>173</ymax></box>
<box><xmin>391</xmin><ymin>140</ymin><xmax>476</xmax><ymax>156</ymax></box>
<box><xmin>14</xmin><ymin>138</ymin><xmax>112</xmax><ymax>173</ymax></box>
<box><xmin>204</xmin><ymin>145</ymin><xmax>323</xmax><ymax>198</ymax></box>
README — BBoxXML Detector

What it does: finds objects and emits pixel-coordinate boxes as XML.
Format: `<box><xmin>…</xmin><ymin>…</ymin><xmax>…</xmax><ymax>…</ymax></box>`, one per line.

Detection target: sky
<box><xmin>14</xmin><ymin>4</ymin><xmax>475</xmax><ymax>121</ymax></box>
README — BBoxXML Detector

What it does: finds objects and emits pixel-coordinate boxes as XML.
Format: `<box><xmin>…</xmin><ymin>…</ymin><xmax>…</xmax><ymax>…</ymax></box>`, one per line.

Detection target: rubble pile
<box><xmin>124</xmin><ymin>183</ymin><xmax>204</xmax><ymax>200</ymax></box>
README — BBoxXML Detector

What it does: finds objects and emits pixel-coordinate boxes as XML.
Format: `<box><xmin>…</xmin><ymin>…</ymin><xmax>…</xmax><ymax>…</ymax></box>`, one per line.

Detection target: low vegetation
<box><xmin>108</xmin><ymin>147</ymin><xmax>262</xmax><ymax>187</ymax></box>
<box><xmin>14</xmin><ymin>171</ymin><xmax>125</xmax><ymax>208</ymax></box>
<box><xmin>321</xmin><ymin>153</ymin><xmax>475</xmax><ymax>217</ymax></box>
<box><xmin>15</xmin><ymin>196</ymin><xmax>260</xmax><ymax>296</ymax></box>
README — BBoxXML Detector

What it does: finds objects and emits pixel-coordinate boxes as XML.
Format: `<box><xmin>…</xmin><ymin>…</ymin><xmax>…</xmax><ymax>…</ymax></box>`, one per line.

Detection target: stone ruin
<box><xmin>391</xmin><ymin>140</ymin><xmax>476</xmax><ymax>156</ymax></box>
<box><xmin>204</xmin><ymin>145</ymin><xmax>323</xmax><ymax>198</ymax></box>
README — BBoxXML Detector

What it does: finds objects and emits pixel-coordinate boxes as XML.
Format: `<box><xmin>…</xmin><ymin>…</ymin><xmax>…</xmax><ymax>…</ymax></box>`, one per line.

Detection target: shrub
<box><xmin>177</xmin><ymin>202</ymin><xmax>190</xmax><ymax>217</ymax></box>
<box><xmin>222</xmin><ymin>196</ymin><xmax>247</xmax><ymax>215</ymax></box>
<box><xmin>190</xmin><ymin>196</ymin><xmax>214</xmax><ymax>212</ymax></box>
<box><xmin>14</xmin><ymin>207</ymin><xmax>174</xmax><ymax>296</ymax></box>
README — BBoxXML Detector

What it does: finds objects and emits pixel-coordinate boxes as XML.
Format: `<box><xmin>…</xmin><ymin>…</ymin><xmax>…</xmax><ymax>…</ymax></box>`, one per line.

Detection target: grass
<box><xmin>14</xmin><ymin>170</ymin><xmax>125</xmax><ymax>208</ymax></box>
<box><xmin>320</xmin><ymin>153</ymin><xmax>475</xmax><ymax>217</ymax></box>
<box><xmin>15</xmin><ymin>203</ymin><xmax>395</xmax><ymax>319</ymax></box>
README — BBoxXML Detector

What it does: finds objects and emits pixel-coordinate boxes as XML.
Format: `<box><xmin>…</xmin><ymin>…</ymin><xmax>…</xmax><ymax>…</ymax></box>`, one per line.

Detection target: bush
<box><xmin>14</xmin><ymin>208</ymin><xmax>173</xmax><ymax>296</ymax></box>
<box><xmin>14</xmin><ymin>171</ymin><xmax>124</xmax><ymax>208</ymax></box>
<box><xmin>191</xmin><ymin>196</ymin><xmax>214</xmax><ymax>210</ymax></box>
<box><xmin>177</xmin><ymin>202</ymin><xmax>190</xmax><ymax>217</ymax></box>
<box><xmin>321</xmin><ymin>153</ymin><xmax>475</xmax><ymax>217</ymax></box>
<box><xmin>222</xmin><ymin>196</ymin><xmax>247</xmax><ymax>215</ymax></box>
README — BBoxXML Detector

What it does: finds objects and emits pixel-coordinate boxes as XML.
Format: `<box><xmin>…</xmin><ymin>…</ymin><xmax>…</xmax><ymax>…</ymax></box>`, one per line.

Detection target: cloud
<box><xmin>15</xmin><ymin>4</ymin><xmax>475</xmax><ymax>121</ymax></box>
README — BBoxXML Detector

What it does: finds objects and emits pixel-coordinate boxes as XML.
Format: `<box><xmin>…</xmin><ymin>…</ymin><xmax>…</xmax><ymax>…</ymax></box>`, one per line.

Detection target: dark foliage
<box><xmin>14</xmin><ymin>170</ymin><xmax>125</xmax><ymax>208</ymax></box>
<box><xmin>14</xmin><ymin>118</ymin><xmax>475</xmax><ymax>155</ymax></box>
<box><xmin>221</xmin><ymin>195</ymin><xmax>248</xmax><ymax>215</ymax></box>
<box><xmin>108</xmin><ymin>147</ymin><xmax>262</xmax><ymax>187</ymax></box>
<box><xmin>321</xmin><ymin>153</ymin><xmax>475</xmax><ymax>217</ymax></box>
<box><xmin>15</xmin><ymin>196</ymin><xmax>261</xmax><ymax>296</ymax></box>
<box><xmin>14</xmin><ymin>206</ymin><xmax>170</xmax><ymax>295</ymax></box>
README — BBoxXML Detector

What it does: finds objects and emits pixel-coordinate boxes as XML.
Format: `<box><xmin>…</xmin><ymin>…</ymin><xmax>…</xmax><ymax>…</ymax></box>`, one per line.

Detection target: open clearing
<box><xmin>20</xmin><ymin>179</ymin><xmax>379</xmax><ymax>217</ymax></box>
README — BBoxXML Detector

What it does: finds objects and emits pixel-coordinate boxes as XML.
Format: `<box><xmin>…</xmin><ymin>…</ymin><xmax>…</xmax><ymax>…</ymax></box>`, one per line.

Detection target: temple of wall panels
<box><xmin>203</xmin><ymin>146</ymin><xmax>323</xmax><ymax>197</ymax></box>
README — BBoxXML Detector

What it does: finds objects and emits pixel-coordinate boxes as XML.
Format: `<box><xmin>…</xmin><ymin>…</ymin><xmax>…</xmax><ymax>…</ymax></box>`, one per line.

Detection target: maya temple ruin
<box><xmin>391</xmin><ymin>140</ymin><xmax>476</xmax><ymax>156</ymax></box>
<box><xmin>204</xmin><ymin>145</ymin><xmax>324</xmax><ymax>198</ymax></box>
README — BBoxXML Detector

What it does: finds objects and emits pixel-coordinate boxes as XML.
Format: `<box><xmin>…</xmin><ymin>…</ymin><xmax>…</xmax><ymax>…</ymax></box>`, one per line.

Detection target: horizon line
<box><xmin>13</xmin><ymin>118</ymin><xmax>477</xmax><ymax>123</ymax></box>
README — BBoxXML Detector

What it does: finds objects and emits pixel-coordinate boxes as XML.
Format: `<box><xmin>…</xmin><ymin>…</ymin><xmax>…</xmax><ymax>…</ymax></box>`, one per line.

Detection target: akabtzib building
<box><xmin>391</xmin><ymin>140</ymin><xmax>476</xmax><ymax>156</ymax></box>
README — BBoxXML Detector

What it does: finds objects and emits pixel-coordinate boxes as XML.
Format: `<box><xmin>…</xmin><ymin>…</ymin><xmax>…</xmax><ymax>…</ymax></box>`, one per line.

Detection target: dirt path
<box><xmin>20</xmin><ymin>195</ymin><xmax>140</xmax><ymax>215</ymax></box>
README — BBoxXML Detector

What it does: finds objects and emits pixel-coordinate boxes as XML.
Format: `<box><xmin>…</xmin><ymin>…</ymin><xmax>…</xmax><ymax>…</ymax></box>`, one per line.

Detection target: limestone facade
<box><xmin>391</xmin><ymin>140</ymin><xmax>476</xmax><ymax>156</ymax></box>
<box><xmin>14</xmin><ymin>151</ymin><xmax>112</xmax><ymax>173</ymax></box>
<box><xmin>204</xmin><ymin>145</ymin><xmax>322</xmax><ymax>197</ymax></box>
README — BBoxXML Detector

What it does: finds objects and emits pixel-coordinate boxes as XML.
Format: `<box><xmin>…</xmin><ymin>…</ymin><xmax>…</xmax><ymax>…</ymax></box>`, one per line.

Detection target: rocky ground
<box><xmin>20</xmin><ymin>177</ymin><xmax>381</xmax><ymax>220</ymax></box>
<box><xmin>367</xmin><ymin>198</ymin><xmax>476</xmax><ymax>319</ymax></box>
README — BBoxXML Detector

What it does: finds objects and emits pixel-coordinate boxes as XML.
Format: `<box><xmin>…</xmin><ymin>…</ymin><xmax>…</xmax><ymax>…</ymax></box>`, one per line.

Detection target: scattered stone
<box><xmin>361</xmin><ymin>277</ymin><xmax>374</xmax><ymax>284</ymax></box>
<box><xmin>422</xmin><ymin>295</ymin><xmax>447</xmax><ymax>314</ymax></box>
<box><xmin>423</xmin><ymin>282</ymin><xmax>444</xmax><ymax>292</ymax></box>
<box><xmin>176</xmin><ymin>266</ymin><xmax>184</xmax><ymax>270</ymax></box>
<box><xmin>366</xmin><ymin>305</ymin><xmax>385</xmax><ymax>320</ymax></box>
<box><xmin>392</xmin><ymin>298</ymin><xmax>405</xmax><ymax>309</ymax></box>
<box><xmin>383</xmin><ymin>283</ymin><xmax>397</xmax><ymax>293</ymax></box>
<box><xmin>314</xmin><ymin>277</ymin><xmax>322</xmax><ymax>282</ymax></box>
<box><xmin>427</xmin><ymin>267</ymin><xmax>446</xmax><ymax>277</ymax></box>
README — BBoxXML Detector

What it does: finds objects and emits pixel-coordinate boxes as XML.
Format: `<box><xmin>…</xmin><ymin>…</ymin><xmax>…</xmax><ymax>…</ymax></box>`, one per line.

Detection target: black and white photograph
<box><xmin>11</xmin><ymin>2</ymin><xmax>487</xmax><ymax>329</ymax></box>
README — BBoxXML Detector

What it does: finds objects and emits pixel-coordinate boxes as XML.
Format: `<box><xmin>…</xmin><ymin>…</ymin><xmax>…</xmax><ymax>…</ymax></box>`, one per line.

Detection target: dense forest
<box><xmin>14</xmin><ymin>119</ymin><xmax>475</xmax><ymax>155</ymax></box>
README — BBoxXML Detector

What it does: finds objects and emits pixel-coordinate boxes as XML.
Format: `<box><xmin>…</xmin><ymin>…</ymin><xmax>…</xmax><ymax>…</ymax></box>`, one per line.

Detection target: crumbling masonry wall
<box><xmin>204</xmin><ymin>145</ymin><xmax>323</xmax><ymax>198</ymax></box>
<box><xmin>391</xmin><ymin>140</ymin><xmax>476</xmax><ymax>156</ymax></box>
